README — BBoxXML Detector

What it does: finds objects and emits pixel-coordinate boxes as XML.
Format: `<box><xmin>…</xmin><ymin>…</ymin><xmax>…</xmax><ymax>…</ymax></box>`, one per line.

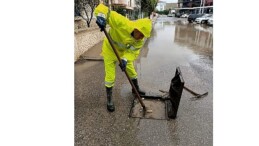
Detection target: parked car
<box><xmin>188</xmin><ymin>14</ymin><xmax>204</xmax><ymax>23</ymax></box>
<box><xmin>167</xmin><ymin>13</ymin><xmax>173</xmax><ymax>17</ymax></box>
<box><xmin>180</xmin><ymin>14</ymin><xmax>189</xmax><ymax>18</ymax></box>
<box><xmin>207</xmin><ymin>16</ymin><xmax>213</xmax><ymax>26</ymax></box>
<box><xmin>175</xmin><ymin>12</ymin><xmax>181</xmax><ymax>18</ymax></box>
<box><xmin>195</xmin><ymin>14</ymin><xmax>212</xmax><ymax>24</ymax></box>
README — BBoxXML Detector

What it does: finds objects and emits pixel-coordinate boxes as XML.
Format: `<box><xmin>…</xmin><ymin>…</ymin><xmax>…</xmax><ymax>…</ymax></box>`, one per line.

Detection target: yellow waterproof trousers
<box><xmin>104</xmin><ymin>57</ymin><xmax>137</xmax><ymax>88</ymax></box>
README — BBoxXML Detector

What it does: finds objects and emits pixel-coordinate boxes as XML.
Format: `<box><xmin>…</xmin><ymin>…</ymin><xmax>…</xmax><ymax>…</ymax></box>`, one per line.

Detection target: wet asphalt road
<box><xmin>75</xmin><ymin>16</ymin><xmax>213</xmax><ymax>146</ymax></box>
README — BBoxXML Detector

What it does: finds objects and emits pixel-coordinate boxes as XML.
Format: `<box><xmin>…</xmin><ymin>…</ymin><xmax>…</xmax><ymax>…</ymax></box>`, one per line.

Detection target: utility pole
<box><xmin>109</xmin><ymin>0</ymin><xmax>113</xmax><ymax>10</ymax></box>
<box><xmin>138</xmin><ymin>0</ymin><xmax>142</xmax><ymax>19</ymax></box>
<box><xmin>202</xmin><ymin>0</ymin><xmax>205</xmax><ymax>14</ymax></box>
<box><xmin>199</xmin><ymin>0</ymin><xmax>203</xmax><ymax>14</ymax></box>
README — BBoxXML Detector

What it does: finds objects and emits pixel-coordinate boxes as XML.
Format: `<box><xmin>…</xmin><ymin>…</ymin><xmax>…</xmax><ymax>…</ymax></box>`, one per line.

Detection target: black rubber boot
<box><xmin>131</xmin><ymin>79</ymin><xmax>146</xmax><ymax>95</ymax></box>
<box><xmin>106</xmin><ymin>87</ymin><xmax>115</xmax><ymax>112</ymax></box>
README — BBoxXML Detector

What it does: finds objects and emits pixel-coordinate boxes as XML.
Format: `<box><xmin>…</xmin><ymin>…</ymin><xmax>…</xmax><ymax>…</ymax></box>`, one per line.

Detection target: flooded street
<box><xmin>75</xmin><ymin>16</ymin><xmax>213</xmax><ymax>146</ymax></box>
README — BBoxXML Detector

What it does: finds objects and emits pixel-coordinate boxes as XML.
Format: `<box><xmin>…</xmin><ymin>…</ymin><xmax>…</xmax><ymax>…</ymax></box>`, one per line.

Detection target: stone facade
<box><xmin>74</xmin><ymin>17</ymin><xmax>105</xmax><ymax>62</ymax></box>
<box><xmin>74</xmin><ymin>28</ymin><xmax>105</xmax><ymax>62</ymax></box>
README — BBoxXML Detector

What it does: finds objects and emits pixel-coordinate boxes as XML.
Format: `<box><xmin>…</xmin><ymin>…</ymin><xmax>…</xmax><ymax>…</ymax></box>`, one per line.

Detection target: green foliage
<box><xmin>163</xmin><ymin>10</ymin><xmax>169</xmax><ymax>15</ymax></box>
<box><xmin>141</xmin><ymin>0</ymin><xmax>158</xmax><ymax>18</ymax></box>
<box><xmin>155</xmin><ymin>9</ymin><xmax>169</xmax><ymax>15</ymax></box>
<box><xmin>74</xmin><ymin>0</ymin><xmax>81</xmax><ymax>16</ymax></box>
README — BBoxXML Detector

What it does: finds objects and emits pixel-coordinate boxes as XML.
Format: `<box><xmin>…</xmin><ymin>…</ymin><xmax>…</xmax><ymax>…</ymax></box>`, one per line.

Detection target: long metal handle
<box><xmin>183</xmin><ymin>86</ymin><xmax>208</xmax><ymax>98</ymax></box>
<box><xmin>103</xmin><ymin>29</ymin><xmax>146</xmax><ymax>110</ymax></box>
<box><xmin>183</xmin><ymin>86</ymin><xmax>199</xmax><ymax>96</ymax></box>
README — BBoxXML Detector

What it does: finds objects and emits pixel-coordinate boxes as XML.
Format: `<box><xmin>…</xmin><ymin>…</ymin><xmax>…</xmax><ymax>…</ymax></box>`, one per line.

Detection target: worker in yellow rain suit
<box><xmin>94</xmin><ymin>4</ymin><xmax>152</xmax><ymax>112</ymax></box>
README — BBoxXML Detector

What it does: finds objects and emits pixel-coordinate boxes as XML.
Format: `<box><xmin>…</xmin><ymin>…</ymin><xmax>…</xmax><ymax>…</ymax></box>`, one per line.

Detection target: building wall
<box><xmin>205</xmin><ymin>0</ymin><xmax>213</xmax><ymax>6</ymax></box>
<box><xmin>113</xmin><ymin>0</ymin><xmax>135</xmax><ymax>9</ymax></box>
<box><xmin>179</xmin><ymin>0</ymin><xmax>213</xmax><ymax>8</ymax></box>
<box><xmin>113</xmin><ymin>0</ymin><xmax>127</xmax><ymax>5</ymax></box>
<box><xmin>156</xmin><ymin>2</ymin><xmax>166</xmax><ymax>11</ymax></box>
<box><xmin>165</xmin><ymin>3</ymin><xmax>178</xmax><ymax>10</ymax></box>
<box><xmin>74</xmin><ymin>18</ymin><xmax>105</xmax><ymax>62</ymax></box>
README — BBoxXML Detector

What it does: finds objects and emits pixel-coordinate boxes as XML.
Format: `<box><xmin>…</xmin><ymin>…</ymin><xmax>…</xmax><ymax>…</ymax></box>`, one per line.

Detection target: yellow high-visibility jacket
<box><xmin>94</xmin><ymin>4</ymin><xmax>152</xmax><ymax>61</ymax></box>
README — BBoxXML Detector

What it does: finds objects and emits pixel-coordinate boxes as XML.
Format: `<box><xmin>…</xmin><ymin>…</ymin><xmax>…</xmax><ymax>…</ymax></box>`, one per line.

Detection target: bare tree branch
<box><xmin>75</xmin><ymin>0</ymin><xmax>99</xmax><ymax>27</ymax></box>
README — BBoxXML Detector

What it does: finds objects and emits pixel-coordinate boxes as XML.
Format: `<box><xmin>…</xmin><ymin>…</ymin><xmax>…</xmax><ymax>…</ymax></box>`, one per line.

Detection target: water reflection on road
<box><xmin>174</xmin><ymin>20</ymin><xmax>213</xmax><ymax>57</ymax></box>
<box><xmin>139</xmin><ymin>17</ymin><xmax>213</xmax><ymax>62</ymax></box>
<box><xmin>134</xmin><ymin>16</ymin><xmax>213</xmax><ymax>146</ymax></box>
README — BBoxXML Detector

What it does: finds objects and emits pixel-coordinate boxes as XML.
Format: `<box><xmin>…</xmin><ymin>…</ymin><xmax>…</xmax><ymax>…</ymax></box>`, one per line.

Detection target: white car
<box><xmin>180</xmin><ymin>14</ymin><xmax>189</xmax><ymax>18</ymax></box>
<box><xmin>167</xmin><ymin>13</ymin><xmax>173</xmax><ymax>17</ymax></box>
<box><xmin>207</xmin><ymin>16</ymin><xmax>213</xmax><ymax>26</ymax></box>
<box><xmin>195</xmin><ymin>14</ymin><xmax>212</xmax><ymax>24</ymax></box>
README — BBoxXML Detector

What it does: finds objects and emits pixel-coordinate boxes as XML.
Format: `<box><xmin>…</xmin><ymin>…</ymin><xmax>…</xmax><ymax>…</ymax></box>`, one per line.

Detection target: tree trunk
<box><xmin>148</xmin><ymin>11</ymin><xmax>151</xmax><ymax>19</ymax></box>
<box><xmin>87</xmin><ymin>21</ymin><xmax>90</xmax><ymax>27</ymax></box>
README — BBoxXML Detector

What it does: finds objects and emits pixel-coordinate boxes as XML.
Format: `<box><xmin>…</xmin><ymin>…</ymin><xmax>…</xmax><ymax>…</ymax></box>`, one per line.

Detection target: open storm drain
<box><xmin>130</xmin><ymin>99</ymin><xmax>166</xmax><ymax>120</ymax></box>
<box><xmin>129</xmin><ymin>67</ymin><xmax>209</xmax><ymax>120</ymax></box>
<box><xmin>129</xmin><ymin>67</ymin><xmax>185</xmax><ymax>120</ymax></box>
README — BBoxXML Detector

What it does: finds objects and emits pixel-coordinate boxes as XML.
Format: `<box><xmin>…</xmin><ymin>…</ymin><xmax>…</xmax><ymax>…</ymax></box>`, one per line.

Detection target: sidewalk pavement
<box><xmin>80</xmin><ymin>41</ymin><xmax>103</xmax><ymax>60</ymax></box>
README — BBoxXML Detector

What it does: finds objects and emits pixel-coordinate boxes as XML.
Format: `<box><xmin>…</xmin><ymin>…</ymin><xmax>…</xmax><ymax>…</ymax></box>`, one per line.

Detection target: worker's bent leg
<box><xmin>126</xmin><ymin>61</ymin><xmax>137</xmax><ymax>79</ymax></box>
<box><xmin>104</xmin><ymin>58</ymin><xmax>116</xmax><ymax>112</ymax></box>
<box><xmin>104</xmin><ymin>58</ymin><xmax>116</xmax><ymax>88</ymax></box>
<box><xmin>126</xmin><ymin>61</ymin><xmax>146</xmax><ymax>95</ymax></box>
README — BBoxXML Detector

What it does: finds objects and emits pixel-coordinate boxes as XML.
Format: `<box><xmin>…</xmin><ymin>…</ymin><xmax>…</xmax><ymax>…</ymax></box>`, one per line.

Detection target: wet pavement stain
<box><xmin>75</xmin><ymin>16</ymin><xmax>213</xmax><ymax>146</ymax></box>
